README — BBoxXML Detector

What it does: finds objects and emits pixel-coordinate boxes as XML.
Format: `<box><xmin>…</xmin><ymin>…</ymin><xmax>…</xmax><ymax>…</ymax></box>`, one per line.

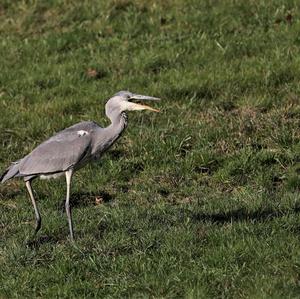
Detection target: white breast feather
<box><xmin>40</xmin><ymin>172</ymin><xmax>64</xmax><ymax>180</ymax></box>
<box><xmin>77</xmin><ymin>130</ymin><xmax>89</xmax><ymax>136</ymax></box>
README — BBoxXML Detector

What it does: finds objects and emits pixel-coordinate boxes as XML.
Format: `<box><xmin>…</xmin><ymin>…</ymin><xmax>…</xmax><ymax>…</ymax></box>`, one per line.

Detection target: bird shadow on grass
<box><xmin>190</xmin><ymin>205</ymin><xmax>300</xmax><ymax>224</ymax></box>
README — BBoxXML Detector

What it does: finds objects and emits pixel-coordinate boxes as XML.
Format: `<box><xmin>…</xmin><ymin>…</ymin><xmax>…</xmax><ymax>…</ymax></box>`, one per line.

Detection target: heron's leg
<box><xmin>65</xmin><ymin>169</ymin><xmax>74</xmax><ymax>241</ymax></box>
<box><xmin>25</xmin><ymin>180</ymin><xmax>41</xmax><ymax>235</ymax></box>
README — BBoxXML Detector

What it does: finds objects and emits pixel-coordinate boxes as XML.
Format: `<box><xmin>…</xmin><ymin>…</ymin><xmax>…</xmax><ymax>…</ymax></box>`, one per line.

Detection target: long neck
<box><xmin>107</xmin><ymin>108</ymin><xmax>128</xmax><ymax>135</ymax></box>
<box><xmin>92</xmin><ymin>108</ymin><xmax>127</xmax><ymax>155</ymax></box>
<box><xmin>104</xmin><ymin>98</ymin><xmax>129</xmax><ymax>134</ymax></box>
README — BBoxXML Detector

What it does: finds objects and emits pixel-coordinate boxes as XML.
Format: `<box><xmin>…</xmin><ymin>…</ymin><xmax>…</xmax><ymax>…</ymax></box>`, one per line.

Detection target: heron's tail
<box><xmin>0</xmin><ymin>161</ymin><xmax>20</xmax><ymax>183</ymax></box>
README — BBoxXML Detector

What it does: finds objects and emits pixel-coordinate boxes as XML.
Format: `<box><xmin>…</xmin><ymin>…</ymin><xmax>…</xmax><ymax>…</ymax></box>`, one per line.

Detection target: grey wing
<box><xmin>19</xmin><ymin>130</ymin><xmax>93</xmax><ymax>176</ymax></box>
<box><xmin>60</xmin><ymin>121</ymin><xmax>102</xmax><ymax>134</ymax></box>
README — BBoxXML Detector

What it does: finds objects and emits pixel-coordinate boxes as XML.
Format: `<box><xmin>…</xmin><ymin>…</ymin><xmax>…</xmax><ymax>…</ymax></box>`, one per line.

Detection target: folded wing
<box><xmin>19</xmin><ymin>129</ymin><xmax>93</xmax><ymax>176</ymax></box>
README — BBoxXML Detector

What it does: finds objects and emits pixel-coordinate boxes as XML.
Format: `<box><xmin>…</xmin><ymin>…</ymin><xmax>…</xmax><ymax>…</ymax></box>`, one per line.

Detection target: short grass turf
<box><xmin>0</xmin><ymin>0</ymin><xmax>300</xmax><ymax>298</ymax></box>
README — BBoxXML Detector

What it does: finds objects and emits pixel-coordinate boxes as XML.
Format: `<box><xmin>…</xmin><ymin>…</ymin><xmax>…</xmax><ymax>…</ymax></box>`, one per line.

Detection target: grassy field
<box><xmin>0</xmin><ymin>0</ymin><xmax>300</xmax><ymax>298</ymax></box>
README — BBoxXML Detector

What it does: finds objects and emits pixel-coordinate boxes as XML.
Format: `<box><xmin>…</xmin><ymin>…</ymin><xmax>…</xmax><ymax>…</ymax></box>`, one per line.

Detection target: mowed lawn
<box><xmin>0</xmin><ymin>0</ymin><xmax>300</xmax><ymax>298</ymax></box>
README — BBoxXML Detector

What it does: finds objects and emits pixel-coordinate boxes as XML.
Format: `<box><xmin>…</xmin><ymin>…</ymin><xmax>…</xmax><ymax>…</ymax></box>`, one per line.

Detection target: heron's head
<box><xmin>106</xmin><ymin>91</ymin><xmax>160</xmax><ymax>116</ymax></box>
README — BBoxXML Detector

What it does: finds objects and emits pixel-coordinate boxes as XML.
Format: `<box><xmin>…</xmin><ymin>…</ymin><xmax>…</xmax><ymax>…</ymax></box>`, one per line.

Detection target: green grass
<box><xmin>0</xmin><ymin>0</ymin><xmax>300</xmax><ymax>298</ymax></box>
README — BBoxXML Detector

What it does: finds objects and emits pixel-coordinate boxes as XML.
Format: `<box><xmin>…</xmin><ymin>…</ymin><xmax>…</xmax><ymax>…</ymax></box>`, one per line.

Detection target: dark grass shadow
<box><xmin>0</xmin><ymin>188</ymin><xmax>23</xmax><ymax>200</ymax></box>
<box><xmin>106</xmin><ymin>149</ymin><xmax>124</xmax><ymax>160</ymax></box>
<box><xmin>190</xmin><ymin>205</ymin><xmax>300</xmax><ymax>224</ymax></box>
<box><xmin>25</xmin><ymin>235</ymin><xmax>60</xmax><ymax>249</ymax></box>
<box><xmin>72</xmin><ymin>190</ymin><xmax>113</xmax><ymax>207</ymax></box>
<box><xmin>57</xmin><ymin>190</ymin><xmax>114</xmax><ymax>211</ymax></box>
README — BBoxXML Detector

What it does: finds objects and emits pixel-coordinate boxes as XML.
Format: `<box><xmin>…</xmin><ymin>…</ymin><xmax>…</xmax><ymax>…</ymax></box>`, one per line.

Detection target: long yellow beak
<box><xmin>127</xmin><ymin>102</ymin><xmax>160</xmax><ymax>112</ymax></box>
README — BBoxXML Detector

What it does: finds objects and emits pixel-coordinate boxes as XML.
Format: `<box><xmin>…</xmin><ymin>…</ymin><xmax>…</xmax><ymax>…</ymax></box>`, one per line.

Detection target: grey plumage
<box><xmin>1</xmin><ymin>91</ymin><xmax>160</xmax><ymax>241</ymax></box>
<box><xmin>19</xmin><ymin>121</ymin><xmax>96</xmax><ymax>178</ymax></box>
<box><xmin>1</xmin><ymin>161</ymin><xmax>20</xmax><ymax>183</ymax></box>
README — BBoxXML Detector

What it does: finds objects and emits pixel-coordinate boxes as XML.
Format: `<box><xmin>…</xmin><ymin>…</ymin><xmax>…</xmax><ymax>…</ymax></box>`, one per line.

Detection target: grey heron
<box><xmin>0</xmin><ymin>91</ymin><xmax>160</xmax><ymax>241</ymax></box>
